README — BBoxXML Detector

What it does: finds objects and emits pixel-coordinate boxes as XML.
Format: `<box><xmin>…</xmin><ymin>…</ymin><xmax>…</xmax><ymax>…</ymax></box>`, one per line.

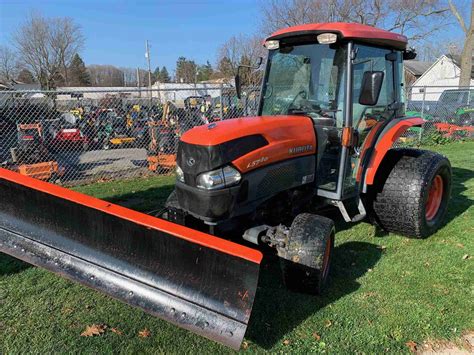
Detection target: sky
<box><xmin>0</xmin><ymin>0</ymin><xmax>261</xmax><ymax>74</ymax></box>
<box><xmin>0</xmin><ymin>0</ymin><xmax>469</xmax><ymax>75</ymax></box>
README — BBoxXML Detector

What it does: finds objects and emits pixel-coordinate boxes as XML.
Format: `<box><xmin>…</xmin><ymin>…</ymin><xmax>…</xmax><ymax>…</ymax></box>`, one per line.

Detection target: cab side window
<box><xmin>352</xmin><ymin>45</ymin><xmax>395</xmax><ymax>126</ymax></box>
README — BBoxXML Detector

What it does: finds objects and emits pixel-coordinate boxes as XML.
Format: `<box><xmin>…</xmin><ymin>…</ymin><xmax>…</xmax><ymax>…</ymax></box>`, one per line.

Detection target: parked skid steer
<box><xmin>0</xmin><ymin>23</ymin><xmax>453</xmax><ymax>349</ymax></box>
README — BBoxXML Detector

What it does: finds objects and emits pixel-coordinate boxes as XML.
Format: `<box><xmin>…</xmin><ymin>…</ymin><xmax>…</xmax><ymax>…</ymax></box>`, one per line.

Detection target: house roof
<box><xmin>267</xmin><ymin>22</ymin><xmax>407</xmax><ymax>50</ymax></box>
<box><xmin>404</xmin><ymin>60</ymin><xmax>433</xmax><ymax>76</ymax></box>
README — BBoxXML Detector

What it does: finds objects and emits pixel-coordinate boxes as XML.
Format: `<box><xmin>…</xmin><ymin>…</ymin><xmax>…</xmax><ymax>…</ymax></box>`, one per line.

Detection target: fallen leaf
<box><xmin>81</xmin><ymin>324</ymin><xmax>107</xmax><ymax>337</ymax></box>
<box><xmin>462</xmin><ymin>254</ymin><xmax>470</xmax><ymax>260</ymax></box>
<box><xmin>325</xmin><ymin>320</ymin><xmax>332</xmax><ymax>328</ymax></box>
<box><xmin>242</xmin><ymin>341</ymin><xmax>249</xmax><ymax>349</ymax></box>
<box><xmin>282</xmin><ymin>339</ymin><xmax>290</xmax><ymax>345</ymax></box>
<box><xmin>456</xmin><ymin>243</ymin><xmax>464</xmax><ymax>248</ymax></box>
<box><xmin>406</xmin><ymin>340</ymin><xmax>417</xmax><ymax>352</ymax></box>
<box><xmin>138</xmin><ymin>328</ymin><xmax>151</xmax><ymax>338</ymax></box>
<box><xmin>312</xmin><ymin>332</ymin><xmax>321</xmax><ymax>341</ymax></box>
<box><xmin>111</xmin><ymin>328</ymin><xmax>123</xmax><ymax>335</ymax></box>
<box><xmin>61</xmin><ymin>307</ymin><xmax>73</xmax><ymax>315</ymax></box>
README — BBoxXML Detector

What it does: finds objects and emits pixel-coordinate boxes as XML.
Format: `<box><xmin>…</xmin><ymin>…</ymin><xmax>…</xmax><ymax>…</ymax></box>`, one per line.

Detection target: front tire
<box><xmin>279</xmin><ymin>213</ymin><xmax>334</xmax><ymax>295</ymax></box>
<box><xmin>373</xmin><ymin>149</ymin><xmax>452</xmax><ymax>238</ymax></box>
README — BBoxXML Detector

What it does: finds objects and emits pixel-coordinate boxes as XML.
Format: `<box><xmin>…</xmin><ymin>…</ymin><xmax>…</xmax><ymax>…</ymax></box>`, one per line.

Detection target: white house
<box><xmin>410</xmin><ymin>54</ymin><xmax>474</xmax><ymax>101</ymax></box>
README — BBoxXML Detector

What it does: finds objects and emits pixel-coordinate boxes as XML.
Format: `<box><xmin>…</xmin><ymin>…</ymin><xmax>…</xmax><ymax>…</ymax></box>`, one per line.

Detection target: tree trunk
<box><xmin>459</xmin><ymin>1</ymin><xmax>473</xmax><ymax>87</ymax></box>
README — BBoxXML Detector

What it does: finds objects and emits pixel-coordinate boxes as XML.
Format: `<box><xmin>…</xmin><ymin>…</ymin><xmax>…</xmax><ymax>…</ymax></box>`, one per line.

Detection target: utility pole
<box><xmin>136</xmin><ymin>67</ymin><xmax>141</xmax><ymax>98</ymax></box>
<box><xmin>145</xmin><ymin>40</ymin><xmax>153</xmax><ymax>103</ymax></box>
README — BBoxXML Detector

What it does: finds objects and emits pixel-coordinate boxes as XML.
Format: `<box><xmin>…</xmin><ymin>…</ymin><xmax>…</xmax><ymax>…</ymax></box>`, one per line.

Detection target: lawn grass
<box><xmin>1</xmin><ymin>141</ymin><xmax>473</xmax><ymax>354</ymax></box>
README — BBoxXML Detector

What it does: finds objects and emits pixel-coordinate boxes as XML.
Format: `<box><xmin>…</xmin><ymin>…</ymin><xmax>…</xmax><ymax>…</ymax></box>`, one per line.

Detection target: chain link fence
<box><xmin>0</xmin><ymin>86</ymin><xmax>259</xmax><ymax>185</ymax></box>
<box><xmin>401</xmin><ymin>86</ymin><xmax>474</xmax><ymax>145</ymax></box>
<box><xmin>0</xmin><ymin>85</ymin><xmax>472</xmax><ymax>186</ymax></box>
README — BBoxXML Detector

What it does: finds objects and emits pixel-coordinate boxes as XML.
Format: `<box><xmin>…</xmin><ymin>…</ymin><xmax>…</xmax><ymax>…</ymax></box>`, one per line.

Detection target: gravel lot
<box><xmin>56</xmin><ymin>147</ymin><xmax>151</xmax><ymax>184</ymax></box>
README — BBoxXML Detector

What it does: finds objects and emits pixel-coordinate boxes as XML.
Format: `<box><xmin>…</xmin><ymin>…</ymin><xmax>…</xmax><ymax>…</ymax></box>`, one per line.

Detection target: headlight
<box><xmin>196</xmin><ymin>165</ymin><xmax>241</xmax><ymax>190</ymax></box>
<box><xmin>176</xmin><ymin>165</ymin><xmax>184</xmax><ymax>183</ymax></box>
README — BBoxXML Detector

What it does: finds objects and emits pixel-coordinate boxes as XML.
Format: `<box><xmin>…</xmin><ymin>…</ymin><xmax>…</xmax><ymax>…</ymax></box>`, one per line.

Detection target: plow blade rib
<box><xmin>0</xmin><ymin>168</ymin><xmax>262</xmax><ymax>349</ymax></box>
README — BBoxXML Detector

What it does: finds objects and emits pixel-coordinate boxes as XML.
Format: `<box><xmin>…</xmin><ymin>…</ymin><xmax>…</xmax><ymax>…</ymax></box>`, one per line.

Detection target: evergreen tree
<box><xmin>197</xmin><ymin>60</ymin><xmax>214</xmax><ymax>82</ymax></box>
<box><xmin>217</xmin><ymin>56</ymin><xmax>234</xmax><ymax>78</ymax></box>
<box><xmin>68</xmin><ymin>54</ymin><xmax>91</xmax><ymax>86</ymax></box>
<box><xmin>153</xmin><ymin>66</ymin><xmax>160</xmax><ymax>78</ymax></box>
<box><xmin>159</xmin><ymin>66</ymin><xmax>171</xmax><ymax>83</ymax></box>
<box><xmin>175</xmin><ymin>57</ymin><xmax>197</xmax><ymax>83</ymax></box>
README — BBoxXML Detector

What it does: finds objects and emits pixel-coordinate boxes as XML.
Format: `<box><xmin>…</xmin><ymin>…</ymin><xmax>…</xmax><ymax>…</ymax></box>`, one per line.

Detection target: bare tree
<box><xmin>0</xmin><ymin>46</ymin><xmax>18</xmax><ymax>82</ymax></box>
<box><xmin>13</xmin><ymin>14</ymin><xmax>84</xmax><ymax>89</ymax></box>
<box><xmin>448</xmin><ymin>0</ymin><xmax>473</xmax><ymax>87</ymax></box>
<box><xmin>217</xmin><ymin>35</ymin><xmax>265</xmax><ymax>85</ymax></box>
<box><xmin>260</xmin><ymin>0</ymin><xmax>449</xmax><ymax>42</ymax></box>
<box><xmin>417</xmin><ymin>37</ymin><xmax>463</xmax><ymax>61</ymax></box>
<box><xmin>88</xmin><ymin>65</ymin><xmax>124</xmax><ymax>86</ymax></box>
<box><xmin>49</xmin><ymin>17</ymin><xmax>84</xmax><ymax>86</ymax></box>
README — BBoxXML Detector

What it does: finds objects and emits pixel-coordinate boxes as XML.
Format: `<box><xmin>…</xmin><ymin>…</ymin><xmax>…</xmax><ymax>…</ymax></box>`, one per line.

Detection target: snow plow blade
<box><xmin>0</xmin><ymin>168</ymin><xmax>262</xmax><ymax>349</ymax></box>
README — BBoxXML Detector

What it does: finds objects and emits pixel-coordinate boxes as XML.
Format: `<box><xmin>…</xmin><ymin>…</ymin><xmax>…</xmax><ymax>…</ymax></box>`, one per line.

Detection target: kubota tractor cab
<box><xmin>0</xmin><ymin>23</ymin><xmax>452</xmax><ymax>350</ymax></box>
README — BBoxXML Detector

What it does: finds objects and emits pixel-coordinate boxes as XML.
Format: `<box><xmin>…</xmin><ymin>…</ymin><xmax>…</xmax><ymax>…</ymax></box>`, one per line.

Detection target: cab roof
<box><xmin>267</xmin><ymin>22</ymin><xmax>407</xmax><ymax>50</ymax></box>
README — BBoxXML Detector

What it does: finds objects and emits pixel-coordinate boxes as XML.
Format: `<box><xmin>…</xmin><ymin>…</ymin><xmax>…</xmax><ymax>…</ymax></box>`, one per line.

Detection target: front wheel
<box><xmin>373</xmin><ymin>149</ymin><xmax>452</xmax><ymax>238</ymax></box>
<box><xmin>279</xmin><ymin>213</ymin><xmax>334</xmax><ymax>295</ymax></box>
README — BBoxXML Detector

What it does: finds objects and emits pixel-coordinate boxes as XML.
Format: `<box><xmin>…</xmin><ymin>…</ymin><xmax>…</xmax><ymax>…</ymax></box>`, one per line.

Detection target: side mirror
<box><xmin>403</xmin><ymin>47</ymin><xmax>417</xmax><ymax>60</ymax></box>
<box><xmin>235</xmin><ymin>74</ymin><xmax>241</xmax><ymax>99</ymax></box>
<box><xmin>235</xmin><ymin>57</ymin><xmax>264</xmax><ymax>100</ymax></box>
<box><xmin>359</xmin><ymin>71</ymin><xmax>384</xmax><ymax>106</ymax></box>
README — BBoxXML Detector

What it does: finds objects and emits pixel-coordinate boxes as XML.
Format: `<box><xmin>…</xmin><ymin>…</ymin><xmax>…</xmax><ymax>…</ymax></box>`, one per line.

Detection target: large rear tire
<box><xmin>279</xmin><ymin>213</ymin><xmax>334</xmax><ymax>295</ymax></box>
<box><xmin>373</xmin><ymin>149</ymin><xmax>451</xmax><ymax>238</ymax></box>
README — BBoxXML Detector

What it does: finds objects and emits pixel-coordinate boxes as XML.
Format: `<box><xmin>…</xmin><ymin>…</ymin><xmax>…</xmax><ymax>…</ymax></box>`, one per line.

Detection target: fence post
<box><xmin>219</xmin><ymin>84</ymin><xmax>224</xmax><ymax>120</ymax></box>
<box><xmin>419</xmin><ymin>86</ymin><xmax>427</xmax><ymax>142</ymax></box>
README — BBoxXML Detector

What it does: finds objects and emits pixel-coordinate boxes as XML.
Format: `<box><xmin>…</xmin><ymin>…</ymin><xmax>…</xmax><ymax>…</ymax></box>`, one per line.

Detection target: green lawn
<box><xmin>1</xmin><ymin>142</ymin><xmax>473</xmax><ymax>354</ymax></box>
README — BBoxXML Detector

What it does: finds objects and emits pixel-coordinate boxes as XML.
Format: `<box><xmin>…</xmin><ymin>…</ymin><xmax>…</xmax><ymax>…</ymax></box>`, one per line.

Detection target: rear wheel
<box><xmin>279</xmin><ymin>213</ymin><xmax>334</xmax><ymax>295</ymax></box>
<box><xmin>373</xmin><ymin>149</ymin><xmax>451</xmax><ymax>238</ymax></box>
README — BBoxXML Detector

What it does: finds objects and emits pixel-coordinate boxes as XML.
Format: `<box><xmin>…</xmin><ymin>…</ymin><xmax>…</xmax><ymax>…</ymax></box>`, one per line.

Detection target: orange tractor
<box><xmin>0</xmin><ymin>23</ymin><xmax>452</xmax><ymax>349</ymax></box>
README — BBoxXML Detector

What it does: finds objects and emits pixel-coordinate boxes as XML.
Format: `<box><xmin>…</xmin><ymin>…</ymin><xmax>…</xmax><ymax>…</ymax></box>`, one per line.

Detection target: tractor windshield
<box><xmin>261</xmin><ymin>43</ymin><xmax>346</xmax><ymax>125</ymax></box>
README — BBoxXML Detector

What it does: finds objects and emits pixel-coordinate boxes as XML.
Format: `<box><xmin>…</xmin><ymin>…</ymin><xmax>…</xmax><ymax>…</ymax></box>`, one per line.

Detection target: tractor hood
<box><xmin>178</xmin><ymin>115</ymin><xmax>316</xmax><ymax>175</ymax></box>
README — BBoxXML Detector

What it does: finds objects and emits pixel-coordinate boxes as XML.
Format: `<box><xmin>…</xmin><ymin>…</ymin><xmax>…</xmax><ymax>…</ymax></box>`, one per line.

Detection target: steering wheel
<box><xmin>286</xmin><ymin>90</ymin><xmax>308</xmax><ymax>112</ymax></box>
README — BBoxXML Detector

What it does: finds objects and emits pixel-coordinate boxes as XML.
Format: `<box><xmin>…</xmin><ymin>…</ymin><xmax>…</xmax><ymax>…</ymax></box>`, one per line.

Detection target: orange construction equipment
<box><xmin>0</xmin><ymin>23</ymin><xmax>453</xmax><ymax>350</ymax></box>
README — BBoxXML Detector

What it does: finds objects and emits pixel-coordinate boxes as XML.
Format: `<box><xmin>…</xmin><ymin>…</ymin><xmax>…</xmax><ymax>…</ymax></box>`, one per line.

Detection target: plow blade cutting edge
<box><xmin>0</xmin><ymin>168</ymin><xmax>262</xmax><ymax>349</ymax></box>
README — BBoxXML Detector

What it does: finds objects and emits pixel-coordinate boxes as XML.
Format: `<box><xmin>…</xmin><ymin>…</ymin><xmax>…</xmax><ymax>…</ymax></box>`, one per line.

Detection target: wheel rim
<box><xmin>322</xmin><ymin>236</ymin><xmax>332</xmax><ymax>279</ymax></box>
<box><xmin>425</xmin><ymin>175</ymin><xmax>443</xmax><ymax>221</ymax></box>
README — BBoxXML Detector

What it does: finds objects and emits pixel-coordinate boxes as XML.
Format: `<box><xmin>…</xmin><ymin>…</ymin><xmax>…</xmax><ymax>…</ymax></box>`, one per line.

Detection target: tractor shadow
<box><xmin>246</xmin><ymin>241</ymin><xmax>382</xmax><ymax>349</ymax></box>
<box><xmin>0</xmin><ymin>253</ymin><xmax>31</xmax><ymax>276</ymax></box>
<box><xmin>443</xmin><ymin>167</ymin><xmax>473</xmax><ymax>226</ymax></box>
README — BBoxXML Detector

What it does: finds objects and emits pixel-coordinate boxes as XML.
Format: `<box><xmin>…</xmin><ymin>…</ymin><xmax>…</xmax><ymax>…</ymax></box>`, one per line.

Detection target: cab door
<box><xmin>344</xmin><ymin>44</ymin><xmax>399</xmax><ymax>197</ymax></box>
<box><xmin>317</xmin><ymin>42</ymin><xmax>400</xmax><ymax>199</ymax></box>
